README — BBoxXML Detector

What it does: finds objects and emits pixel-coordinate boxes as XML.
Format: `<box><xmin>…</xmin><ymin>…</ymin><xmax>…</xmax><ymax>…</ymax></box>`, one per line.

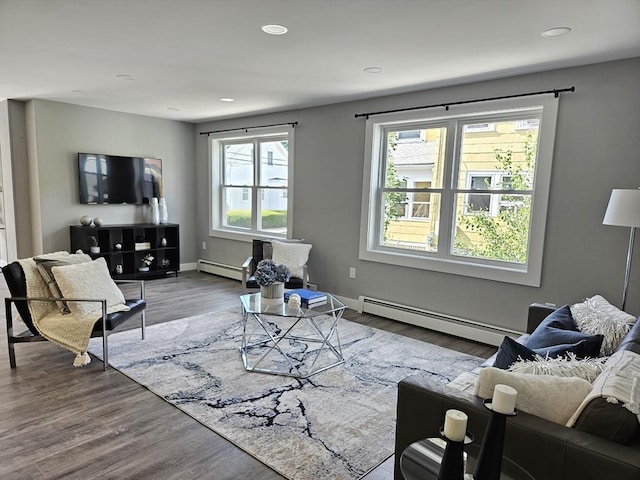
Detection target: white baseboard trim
<box><xmin>181</xmin><ymin>262</ymin><xmax>198</xmax><ymax>272</ymax></box>
<box><xmin>354</xmin><ymin>295</ymin><xmax>522</xmax><ymax>347</ymax></box>
<box><xmin>197</xmin><ymin>259</ymin><xmax>243</xmax><ymax>281</ymax></box>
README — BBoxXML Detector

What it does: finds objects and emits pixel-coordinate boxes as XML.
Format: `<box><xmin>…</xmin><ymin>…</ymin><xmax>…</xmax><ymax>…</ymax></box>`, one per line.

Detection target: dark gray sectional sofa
<box><xmin>395</xmin><ymin>303</ymin><xmax>640</xmax><ymax>480</ymax></box>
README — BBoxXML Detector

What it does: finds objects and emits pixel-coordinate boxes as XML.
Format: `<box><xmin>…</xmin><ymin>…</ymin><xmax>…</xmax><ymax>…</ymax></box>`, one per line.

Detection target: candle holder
<box><xmin>438</xmin><ymin>428</ymin><xmax>473</xmax><ymax>480</ymax></box>
<box><xmin>473</xmin><ymin>399</ymin><xmax>518</xmax><ymax>480</ymax></box>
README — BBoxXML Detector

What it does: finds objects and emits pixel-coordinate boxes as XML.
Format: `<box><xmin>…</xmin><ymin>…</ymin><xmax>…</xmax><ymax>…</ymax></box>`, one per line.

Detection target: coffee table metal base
<box><xmin>240</xmin><ymin>298</ymin><xmax>345</xmax><ymax>379</ymax></box>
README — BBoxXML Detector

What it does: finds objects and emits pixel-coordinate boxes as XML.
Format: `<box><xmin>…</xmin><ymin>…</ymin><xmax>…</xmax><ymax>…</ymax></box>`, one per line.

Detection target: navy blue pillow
<box><xmin>526</xmin><ymin>305</ymin><xmax>603</xmax><ymax>358</ymax></box>
<box><xmin>493</xmin><ymin>336</ymin><xmax>537</xmax><ymax>369</ymax></box>
<box><xmin>493</xmin><ymin>334</ymin><xmax>605</xmax><ymax>369</ymax></box>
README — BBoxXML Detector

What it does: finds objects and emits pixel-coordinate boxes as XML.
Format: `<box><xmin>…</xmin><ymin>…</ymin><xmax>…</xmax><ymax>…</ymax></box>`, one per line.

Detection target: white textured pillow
<box><xmin>52</xmin><ymin>257</ymin><xmax>130</xmax><ymax>317</ymax></box>
<box><xmin>508</xmin><ymin>353</ymin><xmax>607</xmax><ymax>383</ymax></box>
<box><xmin>271</xmin><ymin>240</ymin><xmax>312</xmax><ymax>278</ymax></box>
<box><xmin>475</xmin><ymin>367</ymin><xmax>593</xmax><ymax>425</ymax></box>
<box><xmin>570</xmin><ymin>295</ymin><xmax>635</xmax><ymax>356</ymax></box>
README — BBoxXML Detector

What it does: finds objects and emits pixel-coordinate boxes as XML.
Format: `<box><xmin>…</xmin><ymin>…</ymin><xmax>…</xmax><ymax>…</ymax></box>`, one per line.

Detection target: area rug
<box><xmin>88</xmin><ymin>308</ymin><xmax>483</xmax><ymax>480</ymax></box>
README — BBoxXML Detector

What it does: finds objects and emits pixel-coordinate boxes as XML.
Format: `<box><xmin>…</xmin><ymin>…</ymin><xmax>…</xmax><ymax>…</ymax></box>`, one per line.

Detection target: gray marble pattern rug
<box><xmin>88</xmin><ymin>308</ymin><xmax>482</xmax><ymax>480</ymax></box>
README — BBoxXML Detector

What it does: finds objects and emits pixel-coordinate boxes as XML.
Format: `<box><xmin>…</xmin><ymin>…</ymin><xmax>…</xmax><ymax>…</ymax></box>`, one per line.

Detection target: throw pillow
<box><xmin>34</xmin><ymin>252</ymin><xmax>92</xmax><ymax>313</ymax></box>
<box><xmin>51</xmin><ymin>257</ymin><xmax>130</xmax><ymax>317</ymax></box>
<box><xmin>570</xmin><ymin>295</ymin><xmax>636</xmax><ymax>356</ymax></box>
<box><xmin>508</xmin><ymin>353</ymin><xmax>607</xmax><ymax>383</ymax></box>
<box><xmin>475</xmin><ymin>367</ymin><xmax>593</xmax><ymax>425</ymax></box>
<box><xmin>526</xmin><ymin>305</ymin><xmax>604</xmax><ymax>353</ymax></box>
<box><xmin>493</xmin><ymin>336</ymin><xmax>537</xmax><ymax>369</ymax></box>
<box><xmin>271</xmin><ymin>240</ymin><xmax>312</xmax><ymax>279</ymax></box>
<box><xmin>493</xmin><ymin>334</ymin><xmax>603</xmax><ymax>369</ymax></box>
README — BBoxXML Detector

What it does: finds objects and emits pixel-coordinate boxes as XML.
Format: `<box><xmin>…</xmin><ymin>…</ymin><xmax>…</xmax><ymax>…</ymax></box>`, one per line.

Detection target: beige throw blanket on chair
<box><xmin>17</xmin><ymin>258</ymin><xmax>100</xmax><ymax>366</ymax></box>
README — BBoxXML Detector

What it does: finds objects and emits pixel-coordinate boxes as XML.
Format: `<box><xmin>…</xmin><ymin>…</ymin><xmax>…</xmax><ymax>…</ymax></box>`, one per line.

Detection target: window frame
<box><xmin>359</xmin><ymin>96</ymin><xmax>558</xmax><ymax>286</ymax></box>
<box><xmin>209</xmin><ymin>125</ymin><xmax>295</xmax><ymax>242</ymax></box>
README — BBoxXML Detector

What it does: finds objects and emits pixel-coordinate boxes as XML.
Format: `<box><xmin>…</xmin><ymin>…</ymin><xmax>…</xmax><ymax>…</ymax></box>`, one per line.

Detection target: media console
<box><xmin>70</xmin><ymin>223</ymin><xmax>179</xmax><ymax>279</ymax></box>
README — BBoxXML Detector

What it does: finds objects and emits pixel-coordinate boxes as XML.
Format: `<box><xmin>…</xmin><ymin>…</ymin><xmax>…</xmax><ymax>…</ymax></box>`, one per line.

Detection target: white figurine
<box><xmin>287</xmin><ymin>293</ymin><xmax>301</xmax><ymax>309</ymax></box>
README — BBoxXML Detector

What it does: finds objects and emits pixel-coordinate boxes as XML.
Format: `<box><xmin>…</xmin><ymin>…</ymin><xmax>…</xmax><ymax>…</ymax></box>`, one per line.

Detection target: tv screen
<box><xmin>78</xmin><ymin>153</ymin><xmax>162</xmax><ymax>204</ymax></box>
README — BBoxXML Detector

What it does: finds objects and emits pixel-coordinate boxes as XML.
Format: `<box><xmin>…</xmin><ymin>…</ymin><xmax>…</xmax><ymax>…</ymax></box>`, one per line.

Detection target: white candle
<box><xmin>492</xmin><ymin>384</ymin><xmax>517</xmax><ymax>414</ymax></box>
<box><xmin>443</xmin><ymin>409</ymin><xmax>468</xmax><ymax>442</ymax></box>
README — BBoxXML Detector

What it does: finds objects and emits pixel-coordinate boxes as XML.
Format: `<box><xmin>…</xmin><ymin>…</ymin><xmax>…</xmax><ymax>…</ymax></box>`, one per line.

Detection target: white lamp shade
<box><xmin>603</xmin><ymin>189</ymin><xmax>640</xmax><ymax>228</ymax></box>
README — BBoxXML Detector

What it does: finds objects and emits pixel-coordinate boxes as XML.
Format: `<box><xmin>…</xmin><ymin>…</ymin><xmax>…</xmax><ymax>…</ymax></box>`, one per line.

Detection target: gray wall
<box><xmin>19</xmin><ymin>100</ymin><xmax>197</xmax><ymax>262</ymax></box>
<box><xmin>196</xmin><ymin>58</ymin><xmax>640</xmax><ymax>331</ymax></box>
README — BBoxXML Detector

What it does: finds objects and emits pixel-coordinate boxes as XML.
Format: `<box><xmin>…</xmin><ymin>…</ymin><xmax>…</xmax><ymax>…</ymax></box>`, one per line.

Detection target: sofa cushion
<box><xmin>526</xmin><ymin>305</ymin><xmax>604</xmax><ymax>357</ymax></box>
<box><xmin>494</xmin><ymin>335</ymin><xmax>604</xmax><ymax>370</ymax></box>
<box><xmin>508</xmin><ymin>354</ymin><xmax>607</xmax><ymax>383</ymax></box>
<box><xmin>271</xmin><ymin>240</ymin><xmax>311</xmax><ymax>278</ymax></box>
<box><xmin>570</xmin><ymin>295</ymin><xmax>636</xmax><ymax>356</ymax></box>
<box><xmin>52</xmin><ymin>258</ymin><xmax>130</xmax><ymax>317</ymax></box>
<box><xmin>476</xmin><ymin>367</ymin><xmax>593</xmax><ymax>425</ymax></box>
<box><xmin>34</xmin><ymin>251</ymin><xmax>92</xmax><ymax>313</ymax></box>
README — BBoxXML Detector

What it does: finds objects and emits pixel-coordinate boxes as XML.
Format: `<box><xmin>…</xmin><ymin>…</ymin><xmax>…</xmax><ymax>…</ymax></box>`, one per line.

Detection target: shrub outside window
<box><xmin>359</xmin><ymin>96</ymin><xmax>559</xmax><ymax>286</ymax></box>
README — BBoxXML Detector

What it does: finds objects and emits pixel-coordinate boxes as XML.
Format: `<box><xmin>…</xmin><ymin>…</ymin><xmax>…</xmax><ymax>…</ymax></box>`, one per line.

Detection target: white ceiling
<box><xmin>1</xmin><ymin>0</ymin><xmax>639</xmax><ymax>124</ymax></box>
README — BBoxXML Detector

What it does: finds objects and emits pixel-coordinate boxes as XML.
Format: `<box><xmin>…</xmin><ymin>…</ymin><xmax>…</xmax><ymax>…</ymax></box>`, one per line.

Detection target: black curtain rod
<box><xmin>354</xmin><ymin>86</ymin><xmax>575</xmax><ymax>119</ymax></box>
<box><xmin>200</xmin><ymin>121</ymin><xmax>298</xmax><ymax>136</ymax></box>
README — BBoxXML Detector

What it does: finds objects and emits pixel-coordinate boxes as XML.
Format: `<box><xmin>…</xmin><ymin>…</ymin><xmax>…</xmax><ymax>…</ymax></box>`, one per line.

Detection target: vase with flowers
<box><xmin>255</xmin><ymin>259</ymin><xmax>290</xmax><ymax>305</ymax></box>
<box><xmin>139</xmin><ymin>254</ymin><xmax>154</xmax><ymax>272</ymax></box>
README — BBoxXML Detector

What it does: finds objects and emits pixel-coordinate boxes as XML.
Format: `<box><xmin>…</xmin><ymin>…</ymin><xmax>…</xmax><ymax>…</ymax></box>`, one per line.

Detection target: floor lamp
<box><xmin>603</xmin><ymin>188</ymin><xmax>640</xmax><ymax>311</ymax></box>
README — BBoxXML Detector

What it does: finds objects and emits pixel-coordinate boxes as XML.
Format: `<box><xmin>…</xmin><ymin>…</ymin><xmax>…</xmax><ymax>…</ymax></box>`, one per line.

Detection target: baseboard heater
<box><xmin>359</xmin><ymin>296</ymin><xmax>523</xmax><ymax>347</ymax></box>
<box><xmin>197</xmin><ymin>259</ymin><xmax>243</xmax><ymax>281</ymax></box>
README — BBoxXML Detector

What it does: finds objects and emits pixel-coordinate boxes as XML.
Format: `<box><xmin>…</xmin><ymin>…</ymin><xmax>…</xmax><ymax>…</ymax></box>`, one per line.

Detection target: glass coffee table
<box><xmin>239</xmin><ymin>292</ymin><xmax>347</xmax><ymax>379</ymax></box>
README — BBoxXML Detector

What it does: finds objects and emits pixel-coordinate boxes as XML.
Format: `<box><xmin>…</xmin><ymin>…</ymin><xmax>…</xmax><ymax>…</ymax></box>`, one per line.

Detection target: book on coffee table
<box><xmin>285</xmin><ymin>288</ymin><xmax>328</xmax><ymax>307</ymax></box>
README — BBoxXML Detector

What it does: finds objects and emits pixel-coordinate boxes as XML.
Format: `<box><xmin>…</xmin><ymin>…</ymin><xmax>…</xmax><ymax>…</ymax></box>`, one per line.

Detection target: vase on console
<box><xmin>159</xmin><ymin>197</ymin><xmax>169</xmax><ymax>224</ymax></box>
<box><xmin>149</xmin><ymin>197</ymin><xmax>160</xmax><ymax>225</ymax></box>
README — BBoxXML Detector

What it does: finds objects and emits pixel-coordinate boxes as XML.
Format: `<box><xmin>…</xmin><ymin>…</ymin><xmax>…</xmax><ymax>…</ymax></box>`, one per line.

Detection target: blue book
<box><xmin>285</xmin><ymin>288</ymin><xmax>327</xmax><ymax>304</ymax></box>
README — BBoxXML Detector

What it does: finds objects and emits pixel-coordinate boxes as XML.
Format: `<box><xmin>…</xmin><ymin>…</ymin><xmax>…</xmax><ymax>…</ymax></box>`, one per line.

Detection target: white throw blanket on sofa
<box><xmin>17</xmin><ymin>258</ymin><xmax>100</xmax><ymax>366</ymax></box>
<box><xmin>567</xmin><ymin>349</ymin><xmax>640</xmax><ymax>427</ymax></box>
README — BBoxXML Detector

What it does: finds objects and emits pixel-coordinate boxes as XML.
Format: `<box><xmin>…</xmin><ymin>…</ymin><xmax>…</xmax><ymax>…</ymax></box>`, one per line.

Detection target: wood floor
<box><xmin>0</xmin><ymin>271</ymin><xmax>495</xmax><ymax>480</ymax></box>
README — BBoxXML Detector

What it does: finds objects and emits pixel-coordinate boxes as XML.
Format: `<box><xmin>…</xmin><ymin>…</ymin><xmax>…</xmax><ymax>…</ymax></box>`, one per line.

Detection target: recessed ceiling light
<box><xmin>364</xmin><ymin>66</ymin><xmax>382</xmax><ymax>74</ymax></box>
<box><xmin>115</xmin><ymin>73</ymin><xmax>136</xmax><ymax>80</ymax></box>
<box><xmin>219</xmin><ymin>97</ymin><xmax>235</xmax><ymax>102</ymax></box>
<box><xmin>167</xmin><ymin>107</ymin><xmax>180</xmax><ymax>111</ymax></box>
<box><xmin>261</xmin><ymin>24</ymin><xmax>288</xmax><ymax>35</ymax></box>
<box><xmin>72</xmin><ymin>89</ymin><xmax>87</xmax><ymax>94</ymax></box>
<box><xmin>542</xmin><ymin>27</ymin><xmax>572</xmax><ymax>38</ymax></box>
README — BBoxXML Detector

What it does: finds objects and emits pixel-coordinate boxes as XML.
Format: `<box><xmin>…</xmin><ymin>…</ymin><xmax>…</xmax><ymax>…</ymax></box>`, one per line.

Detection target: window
<box><xmin>360</xmin><ymin>96</ymin><xmax>558</xmax><ymax>286</ymax></box>
<box><xmin>209</xmin><ymin>126</ymin><xmax>294</xmax><ymax>240</ymax></box>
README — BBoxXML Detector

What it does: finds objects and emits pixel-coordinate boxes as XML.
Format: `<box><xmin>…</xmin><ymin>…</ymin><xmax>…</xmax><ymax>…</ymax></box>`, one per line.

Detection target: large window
<box><xmin>359</xmin><ymin>97</ymin><xmax>558</xmax><ymax>286</ymax></box>
<box><xmin>210</xmin><ymin>126</ymin><xmax>294</xmax><ymax>240</ymax></box>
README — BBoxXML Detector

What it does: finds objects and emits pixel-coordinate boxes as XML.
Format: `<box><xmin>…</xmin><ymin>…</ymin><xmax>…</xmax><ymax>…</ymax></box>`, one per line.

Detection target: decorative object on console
<box><xmin>135</xmin><ymin>235</ymin><xmax>151</xmax><ymax>250</ymax></box>
<box><xmin>160</xmin><ymin>237</ymin><xmax>167</xmax><ymax>247</ymax></box>
<box><xmin>89</xmin><ymin>236</ymin><xmax>100</xmax><ymax>254</ymax></box>
<box><xmin>473</xmin><ymin>384</ymin><xmax>518</xmax><ymax>480</ymax></box>
<box><xmin>255</xmin><ymin>259</ymin><xmax>290</xmax><ymax>305</ymax></box>
<box><xmin>115</xmin><ymin>264</ymin><xmax>124</xmax><ymax>275</ymax></box>
<box><xmin>603</xmin><ymin>188</ymin><xmax>640</xmax><ymax>311</ymax></box>
<box><xmin>149</xmin><ymin>197</ymin><xmax>160</xmax><ymax>225</ymax></box>
<box><xmin>439</xmin><ymin>409</ymin><xmax>471</xmax><ymax>480</ymax></box>
<box><xmin>159</xmin><ymin>197</ymin><xmax>169</xmax><ymax>224</ymax></box>
<box><xmin>80</xmin><ymin>215</ymin><xmax>92</xmax><ymax>226</ymax></box>
<box><xmin>114</xmin><ymin>242</ymin><xmax>123</xmax><ymax>250</ymax></box>
<box><xmin>93</xmin><ymin>217</ymin><xmax>103</xmax><ymax>227</ymax></box>
<box><xmin>139</xmin><ymin>254</ymin><xmax>154</xmax><ymax>272</ymax></box>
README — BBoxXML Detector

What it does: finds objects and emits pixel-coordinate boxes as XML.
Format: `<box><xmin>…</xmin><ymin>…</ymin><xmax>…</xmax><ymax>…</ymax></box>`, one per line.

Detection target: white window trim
<box><xmin>208</xmin><ymin>125</ymin><xmax>295</xmax><ymax>242</ymax></box>
<box><xmin>359</xmin><ymin>96</ymin><xmax>559</xmax><ymax>286</ymax></box>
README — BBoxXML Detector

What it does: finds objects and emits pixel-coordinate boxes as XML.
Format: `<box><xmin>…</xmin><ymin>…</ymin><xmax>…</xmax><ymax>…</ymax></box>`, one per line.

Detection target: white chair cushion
<box><xmin>271</xmin><ymin>240</ymin><xmax>311</xmax><ymax>278</ymax></box>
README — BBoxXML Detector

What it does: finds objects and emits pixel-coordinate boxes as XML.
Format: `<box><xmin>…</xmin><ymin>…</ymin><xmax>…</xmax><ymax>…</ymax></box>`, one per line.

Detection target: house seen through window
<box><xmin>360</xmin><ymin>96</ymin><xmax>558</xmax><ymax>285</ymax></box>
<box><xmin>209</xmin><ymin>127</ymin><xmax>293</xmax><ymax>239</ymax></box>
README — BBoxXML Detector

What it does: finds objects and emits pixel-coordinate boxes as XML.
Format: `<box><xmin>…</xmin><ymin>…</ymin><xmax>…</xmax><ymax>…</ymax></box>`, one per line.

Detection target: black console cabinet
<box><xmin>70</xmin><ymin>223</ymin><xmax>180</xmax><ymax>279</ymax></box>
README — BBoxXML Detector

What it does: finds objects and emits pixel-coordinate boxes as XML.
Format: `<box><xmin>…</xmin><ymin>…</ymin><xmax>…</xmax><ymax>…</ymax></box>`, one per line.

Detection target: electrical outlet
<box><xmin>349</xmin><ymin>267</ymin><xmax>356</xmax><ymax>279</ymax></box>
<box><xmin>202</xmin><ymin>241</ymin><xmax>207</xmax><ymax>250</ymax></box>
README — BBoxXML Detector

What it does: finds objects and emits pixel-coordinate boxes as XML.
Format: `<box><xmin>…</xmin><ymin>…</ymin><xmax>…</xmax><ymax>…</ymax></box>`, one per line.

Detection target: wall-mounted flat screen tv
<box><xmin>78</xmin><ymin>153</ymin><xmax>162</xmax><ymax>204</ymax></box>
